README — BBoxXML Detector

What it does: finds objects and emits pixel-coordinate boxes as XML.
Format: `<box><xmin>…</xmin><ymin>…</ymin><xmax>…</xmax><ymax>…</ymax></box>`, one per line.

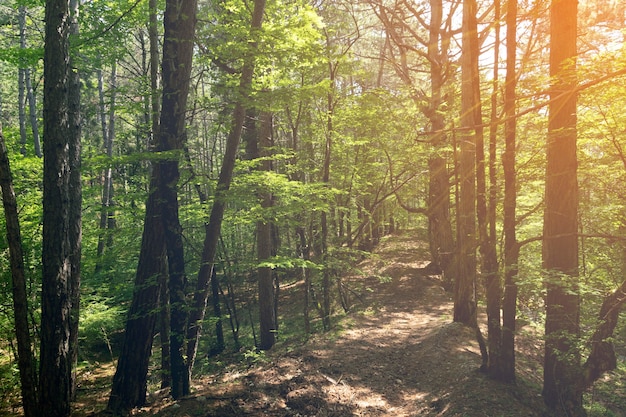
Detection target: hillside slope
<box><xmin>76</xmin><ymin>232</ymin><xmax>561</xmax><ymax>417</ymax></box>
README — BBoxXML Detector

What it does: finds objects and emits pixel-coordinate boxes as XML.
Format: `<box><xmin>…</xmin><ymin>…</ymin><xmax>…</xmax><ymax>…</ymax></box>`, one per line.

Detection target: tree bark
<box><xmin>157</xmin><ymin>0</ymin><xmax>199</xmax><ymax>399</ymax></box>
<box><xmin>542</xmin><ymin>0</ymin><xmax>582</xmax><ymax>414</ymax></box>
<box><xmin>481</xmin><ymin>0</ymin><xmax>502</xmax><ymax>378</ymax></box>
<box><xmin>67</xmin><ymin>0</ymin><xmax>82</xmax><ymax>401</ymax></box>
<box><xmin>256</xmin><ymin>111</ymin><xmax>276</xmax><ymax>350</ymax></box>
<box><xmin>95</xmin><ymin>63</ymin><xmax>117</xmax><ymax>271</ymax></box>
<box><xmin>18</xmin><ymin>5</ymin><xmax>42</xmax><ymax>158</ymax></box>
<box><xmin>426</xmin><ymin>0</ymin><xmax>455</xmax><ymax>291</ymax></box>
<box><xmin>0</xmin><ymin>125</ymin><xmax>39</xmax><ymax>416</ymax></box>
<box><xmin>454</xmin><ymin>0</ymin><xmax>478</xmax><ymax>326</ymax></box>
<box><xmin>39</xmin><ymin>0</ymin><xmax>79</xmax><ymax>414</ymax></box>
<box><xmin>500</xmin><ymin>0</ymin><xmax>518</xmax><ymax>384</ymax></box>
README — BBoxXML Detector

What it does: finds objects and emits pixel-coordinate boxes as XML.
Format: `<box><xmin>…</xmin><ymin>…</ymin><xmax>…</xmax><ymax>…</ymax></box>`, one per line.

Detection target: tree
<box><xmin>38</xmin><ymin>0</ymin><xmax>82</xmax><ymax>414</ymax></box>
<box><xmin>454</xmin><ymin>0</ymin><xmax>479</xmax><ymax>327</ymax></box>
<box><xmin>107</xmin><ymin>0</ymin><xmax>200</xmax><ymax>407</ymax></box>
<box><xmin>499</xmin><ymin>0</ymin><xmax>519</xmax><ymax>384</ymax></box>
<box><xmin>185</xmin><ymin>0</ymin><xmax>267</xmax><ymax>380</ymax></box>
<box><xmin>17</xmin><ymin>5</ymin><xmax>41</xmax><ymax>158</ymax></box>
<box><xmin>542</xmin><ymin>0</ymin><xmax>582</xmax><ymax>414</ymax></box>
<box><xmin>158</xmin><ymin>0</ymin><xmax>198</xmax><ymax>398</ymax></box>
<box><xmin>256</xmin><ymin>111</ymin><xmax>277</xmax><ymax>351</ymax></box>
<box><xmin>426</xmin><ymin>0</ymin><xmax>456</xmax><ymax>290</ymax></box>
<box><xmin>0</xmin><ymin>123</ymin><xmax>38</xmax><ymax>416</ymax></box>
<box><xmin>107</xmin><ymin>168</ymin><xmax>166</xmax><ymax>414</ymax></box>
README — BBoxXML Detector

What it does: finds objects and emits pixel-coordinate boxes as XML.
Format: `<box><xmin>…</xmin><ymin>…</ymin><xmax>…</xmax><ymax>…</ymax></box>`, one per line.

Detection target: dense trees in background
<box><xmin>0</xmin><ymin>0</ymin><xmax>626</xmax><ymax>415</ymax></box>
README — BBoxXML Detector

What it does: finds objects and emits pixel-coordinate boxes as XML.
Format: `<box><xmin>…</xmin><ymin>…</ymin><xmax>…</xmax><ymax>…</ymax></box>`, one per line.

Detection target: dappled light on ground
<box><xmin>73</xmin><ymin>233</ymin><xmax>556</xmax><ymax>416</ymax></box>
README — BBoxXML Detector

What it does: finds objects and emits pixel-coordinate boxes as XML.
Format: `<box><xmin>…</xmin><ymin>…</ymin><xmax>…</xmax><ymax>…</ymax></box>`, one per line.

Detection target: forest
<box><xmin>0</xmin><ymin>0</ymin><xmax>626</xmax><ymax>415</ymax></box>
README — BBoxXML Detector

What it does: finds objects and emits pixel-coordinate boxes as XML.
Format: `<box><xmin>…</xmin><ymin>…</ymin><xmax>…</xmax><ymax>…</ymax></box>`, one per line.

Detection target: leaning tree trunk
<box><xmin>542</xmin><ymin>0</ymin><xmax>582</xmax><ymax>414</ymax></box>
<box><xmin>0</xmin><ymin>125</ymin><xmax>39</xmax><ymax>417</ymax></box>
<box><xmin>185</xmin><ymin>0</ymin><xmax>267</xmax><ymax>383</ymax></box>
<box><xmin>107</xmin><ymin>169</ymin><xmax>166</xmax><ymax>414</ymax></box>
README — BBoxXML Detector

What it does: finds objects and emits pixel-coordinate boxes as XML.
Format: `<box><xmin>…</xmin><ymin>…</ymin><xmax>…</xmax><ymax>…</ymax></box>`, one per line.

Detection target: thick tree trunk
<box><xmin>542</xmin><ymin>0</ymin><xmax>582</xmax><ymax>414</ymax></box>
<box><xmin>454</xmin><ymin>0</ymin><xmax>478</xmax><ymax>326</ymax></box>
<box><xmin>39</xmin><ymin>0</ymin><xmax>80</xmax><ymax>414</ymax></box>
<box><xmin>426</xmin><ymin>0</ymin><xmax>455</xmax><ymax>291</ymax></box>
<box><xmin>107</xmin><ymin>170</ymin><xmax>165</xmax><ymax>414</ymax></box>
<box><xmin>0</xmin><ymin>126</ymin><xmax>39</xmax><ymax>416</ymax></box>
<box><xmin>158</xmin><ymin>0</ymin><xmax>199</xmax><ymax>399</ymax></box>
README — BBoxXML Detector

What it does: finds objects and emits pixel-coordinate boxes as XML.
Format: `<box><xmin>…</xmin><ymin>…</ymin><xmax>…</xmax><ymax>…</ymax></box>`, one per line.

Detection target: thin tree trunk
<box><xmin>320</xmin><ymin>37</ymin><xmax>336</xmax><ymax>330</ymax></box>
<box><xmin>67</xmin><ymin>0</ymin><xmax>82</xmax><ymax>401</ymax></box>
<box><xmin>19</xmin><ymin>5</ymin><xmax>41</xmax><ymax>158</ymax></box>
<box><xmin>0</xmin><ymin>124</ymin><xmax>39</xmax><ymax>416</ymax></box>
<box><xmin>542</xmin><ymin>0</ymin><xmax>582</xmax><ymax>414</ymax></box>
<box><xmin>185</xmin><ymin>0</ymin><xmax>267</xmax><ymax>383</ymax></box>
<box><xmin>481</xmin><ymin>0</ymin><xmax>502</xmax><ymax>378</ymax></box>
<box><xmin>18</xmin><ymin>6</ymin><xmax>27</xmax><ymax>156</ymax></box>
<box><xmin>25</xmin><ymin>67</ymin><xmax>41</xmax><ymax>158</ymax></box>
<box><xmin>256</xmin><ymin>111</ymin><xmax>276</xmax><ymax>350</ymax></box>
<box><xmin>500</xmin><ymin>0</ymin><xmax>519</xmax><ymax>384</ymax></box>
<box><xmin>158</xmin><ymin>267</ymin><xmax>171</xmax><ymax>389</ymax></box>
<box><xmin>95</xmin><ymin>63</ymin><xmax>117</xmax><ymax>270</ymax></box>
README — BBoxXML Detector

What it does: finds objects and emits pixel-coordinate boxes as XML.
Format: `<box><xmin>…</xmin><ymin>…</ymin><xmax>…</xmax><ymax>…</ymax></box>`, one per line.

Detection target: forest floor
<box><xmin>30</xmin><ymin>233</ymin><xmax>626</xmax><ymax>416</ymax></box>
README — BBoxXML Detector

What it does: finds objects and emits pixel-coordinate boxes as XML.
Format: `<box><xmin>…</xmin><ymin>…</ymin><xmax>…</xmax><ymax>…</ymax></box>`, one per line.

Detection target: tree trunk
<box><xmin>39</xmin><ymin>0</ymin><xmax>79</xmax><ymax>414</ymax></box>
<box><xmin>158</xmin><ymin>267</ymin><xmax>171</xmax><ymax>389</ymax></box>
<box><xmin>454</xmin><ymin>0</ymin><xmax>478</xmax><ymax>326</ymax></box>
<box><xmin>542</xmin><ymin>0</ymin><xmax>582</xmax><ymax>414</ymax></box>
<box><xmin>158</xmin><ymin>0</ymin><xmax>199</xmax><ymax>399</ymax></box>
<box><xmin>19</xmin><ymin>5</ymin><xmax>41</xmax><ymax>158</ymax></box>
<box><xmin>256</xmin><ymin>112</ymin><xmax>276</xmax><ymax>350</ymax></box>
<box><xmin>18</xmin><ymin>6</ymin><xmax>27</xmax><ymax>156</ymax></box>
<box><xmin>107</xmin><ymin>167</ymin><xmax>165</xmax><ymax>413</ymax></box>
<box><xmin>18</xmin><ymin>5</ymin><xmax>42</xmax><ymax>158</ymax></box>
<box><xmin>67</xmin><ymin>0</ymin><xmax>82</xmax><ymax>401</ymax></box>
<box><xmin>0</xmin><ymin>125</ymin><xmax>39</xmax><ymax>416</ymax></box>
<box><xmin>209</xmin><ymin>268</ymin><xmax>225</xmax><ymax>355</ymax></box>
<box><xmin>480</xmin><ymin>0</ymin><xmax>502</xmax><ymax>378</ymax></box>
<box><xmin>426</xmin><ymin>0</ymin><xmax>455</xmax><ymax>291</ymax></box>
<box><xmin>95</xmin><ymin>63</ymin><xmax>117</xmax><ymax>271</ymax></box>
<box><xmin>500</xmin><ymin>0</ymin><xmax>519</xmax><ymax>384</ymax></box>
<box><xmin>184</xmin><ymin>0</ymin><xmax>267</xmax><ymax>383</ymax></box>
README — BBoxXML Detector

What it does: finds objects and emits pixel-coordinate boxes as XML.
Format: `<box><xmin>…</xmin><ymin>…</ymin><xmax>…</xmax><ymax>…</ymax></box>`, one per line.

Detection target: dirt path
<box><xmin>83</xmin><ymin>233</ymin><xmax>550</xmax><ymax>417</ymax></box>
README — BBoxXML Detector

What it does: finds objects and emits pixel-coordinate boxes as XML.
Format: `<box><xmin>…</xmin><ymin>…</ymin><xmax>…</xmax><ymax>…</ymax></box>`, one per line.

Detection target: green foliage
<box><xmin>79</xmin><ymin>296</ymin><xmax>126</xmax><ymax>360</ymax></box>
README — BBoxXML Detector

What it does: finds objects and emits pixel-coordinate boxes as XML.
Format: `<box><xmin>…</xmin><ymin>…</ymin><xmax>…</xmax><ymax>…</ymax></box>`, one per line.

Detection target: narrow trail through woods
<box><xmin>78</xmin><ymin>232</ymin><xmax>551</xmax><ymax>417</ymax></box>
